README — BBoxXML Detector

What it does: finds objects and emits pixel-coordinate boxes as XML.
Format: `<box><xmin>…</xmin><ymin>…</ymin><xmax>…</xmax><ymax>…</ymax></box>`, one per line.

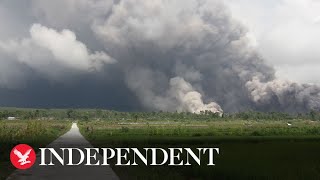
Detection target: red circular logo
<box><xmin>10</xmin><ymin>144</ymin><xmax>36</xmax><ymax>170</ymax></box>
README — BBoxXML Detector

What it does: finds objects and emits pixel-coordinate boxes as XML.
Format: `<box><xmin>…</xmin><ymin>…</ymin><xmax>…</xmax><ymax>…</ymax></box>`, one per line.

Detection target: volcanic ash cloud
<box><xmin>0</xmin><ymin>0</ymin><xmax>320</xmax><ymax>113</ymax></box>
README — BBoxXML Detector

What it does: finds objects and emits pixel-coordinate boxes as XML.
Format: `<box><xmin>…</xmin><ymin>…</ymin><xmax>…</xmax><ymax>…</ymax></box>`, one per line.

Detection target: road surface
<box><xmin>7</xmin><ymin>123</ymin><xmax>119</xmax><ymax>180</ymax></box>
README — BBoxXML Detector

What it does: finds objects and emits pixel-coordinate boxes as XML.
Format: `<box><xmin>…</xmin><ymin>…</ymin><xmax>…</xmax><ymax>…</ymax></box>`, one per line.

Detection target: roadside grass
<box><xmin>79</xmin><ymin>119</ymin><xmax>320</xmax><ymax>180</ymax></box>
<box><xmin>79</xmin><ymin>119</ymin><xmax>320</xmax><ymax>138</ymax></box>
<box><xmin>0</xmin><ymin>120</ymin><xmax>70</xmax><ymax>179</ymax></box>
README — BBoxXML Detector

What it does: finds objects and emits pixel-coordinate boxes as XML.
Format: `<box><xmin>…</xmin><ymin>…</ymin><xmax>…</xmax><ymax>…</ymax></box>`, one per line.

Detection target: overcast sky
<box><xmin>226</xmin><ymin>0</ymin><xmax>320</xmax><ymax>84</ymax></box>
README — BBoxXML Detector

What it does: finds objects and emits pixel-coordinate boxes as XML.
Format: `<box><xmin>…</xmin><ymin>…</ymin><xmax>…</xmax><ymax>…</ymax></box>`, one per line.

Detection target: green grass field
<box><xmin>78</xmin><ymin>119</ymin><xmax>320</xmax><ymax>180</ymax></box>
<box><xmin>1</xmin><ymin>109</ymin><xmax>320</xmax><ymax>179</ymax></box>
<box><xmin>0</xmin><ymin>120</ymin><xmax>70</xmax><ymax>179</ymax></box>
<box><xmin>78</xmin><ymin>119</ymin><xmax>320</xmax><ymax>138</ymax></box>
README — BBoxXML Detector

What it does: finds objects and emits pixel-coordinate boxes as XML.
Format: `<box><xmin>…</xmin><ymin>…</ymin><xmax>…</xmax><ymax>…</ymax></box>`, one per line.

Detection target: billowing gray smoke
<box><xmin>0</xmin><ymin>0</ymin><xmax>319</xmax><ymax>113</ymax></box>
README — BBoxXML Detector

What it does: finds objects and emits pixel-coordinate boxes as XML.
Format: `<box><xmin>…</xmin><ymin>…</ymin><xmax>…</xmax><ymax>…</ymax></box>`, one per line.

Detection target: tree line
<box><xmin>0</xmin><ymin>108</ymin><xmax>319</xmax><ymax>121</ymax></box>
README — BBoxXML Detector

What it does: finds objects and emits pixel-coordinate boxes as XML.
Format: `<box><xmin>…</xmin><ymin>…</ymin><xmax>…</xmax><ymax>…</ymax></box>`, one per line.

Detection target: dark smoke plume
<box><xmin>0</xmin><ymin>0</ymin><xmax>319</xmax><ymax>113</ymax></box>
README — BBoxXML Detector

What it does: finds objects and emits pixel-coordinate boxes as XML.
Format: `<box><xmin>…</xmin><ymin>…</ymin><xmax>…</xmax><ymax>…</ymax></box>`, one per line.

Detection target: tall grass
<box><xmin>0</xmin><ymin>120</ymin><xmax>70</xmax><ymax>179</ymax></box>
<box><xmin>0</xmin><ymin>120</ymin><xmax>69</xmax><ymax>142</ymax></box>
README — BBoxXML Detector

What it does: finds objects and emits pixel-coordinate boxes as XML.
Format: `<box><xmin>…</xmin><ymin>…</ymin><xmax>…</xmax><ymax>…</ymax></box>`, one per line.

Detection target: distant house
<box><xmin>7</xmin><ymin>117</ymin><xmax>16</xmax><ymax>120</ymax></box>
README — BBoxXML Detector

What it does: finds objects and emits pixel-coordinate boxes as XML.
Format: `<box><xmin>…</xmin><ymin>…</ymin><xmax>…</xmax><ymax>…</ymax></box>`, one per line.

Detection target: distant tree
<box><xmin>82</xmin><ymin>115</ymin><xmax>89</xmax><ymax>121</ymax></box>
<box><xmin>310</xmin><ymin>110</ymin><xmax>318</xmax><ymax>121</ymax></box>
<box><xmin>67</xmin><ymin>109</ymin><xmax>76</xmax><ymax>119</ymax></box>
<box><xmin>95</xmin><ymin>109</ymin><xmax>102</xmax><ymax>118</ymax></box>
<box><xmin>35</xmin><ymin>110</ymin><xmax>40</xmax><ymax>119</ymax></box>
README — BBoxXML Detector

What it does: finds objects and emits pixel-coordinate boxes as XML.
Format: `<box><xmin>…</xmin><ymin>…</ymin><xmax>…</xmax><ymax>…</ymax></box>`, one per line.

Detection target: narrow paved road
<box><xmin>7</xmin><ymin>123</ymin><xmax>119</xmax><ymax>180</ymax></box>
